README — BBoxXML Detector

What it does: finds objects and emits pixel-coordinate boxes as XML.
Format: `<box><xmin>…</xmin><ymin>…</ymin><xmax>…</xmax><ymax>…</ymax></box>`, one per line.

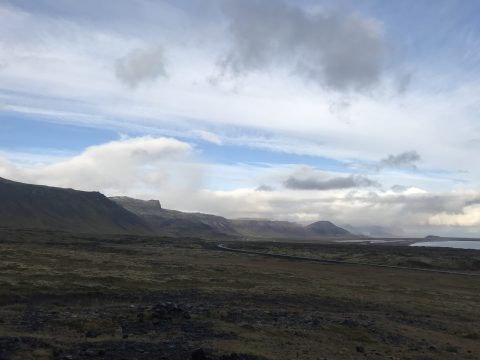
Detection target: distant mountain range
<box><xmin>0</xmin><ymin>177</ymin><xmax>352</xmax><ymax>240</ymax></box>
<box><xmin>111</xmin><ymin>196</ymin><xmax>351</xmax><ymax>239</ymax></box>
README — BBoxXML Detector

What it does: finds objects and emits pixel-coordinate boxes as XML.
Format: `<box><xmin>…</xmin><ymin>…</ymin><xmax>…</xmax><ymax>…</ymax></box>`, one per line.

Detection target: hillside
<box><xmin>0</xmin><ymin>178</ymin><xmax>351</xmax><ymax>239</ymax></box>
<box><xmin>230</xmin><ymin>219</ymin><xmax>352</xmax><ymax>239</ymax></box>
<box><xmin>112</xmin><ymin>198</ymin><xmax>351</xmax><ymax>240</ymax></box>
<box><xmin>306</xmin><ymin>221</ymin><xmax>351</xmax><ymax>236</ymax></box>
<box><xmin>230</xmin><ymin>219</ymin><xmax>309</xmax><ymax>239</ymax></box>
<box><xmin>110</xmin><ymin>196</ymin><xmax>239</xmax><ymax>238</ymax></box>
<box><xmin>0</xmin><ymin>178</ymin><xmax>150</xmax><ymax>234</ymax></box>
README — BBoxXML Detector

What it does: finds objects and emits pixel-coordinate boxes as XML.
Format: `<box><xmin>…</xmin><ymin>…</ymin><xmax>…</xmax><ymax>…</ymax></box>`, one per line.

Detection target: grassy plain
<box><xmin>0</xmin><ymin>228</ymin><xmax>479</xmax><ymax>359</ymax></box>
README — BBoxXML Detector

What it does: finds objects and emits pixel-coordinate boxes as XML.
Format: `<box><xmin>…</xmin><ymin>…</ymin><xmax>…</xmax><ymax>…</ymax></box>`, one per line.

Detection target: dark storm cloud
<box><xmin>115</xmin><ymin>47</ymin><xmax>168</xmax><ymax>88</ymax></box>
<box><xmin>284</xmin><ymin>174</ymin><xmax>379</xmax><ymax>191</ymax></box>
<box><xmin>378</xmin><ymin>151</ymin><xmax>420</xmax><ymax>170</ymax></box>
<box><xmin>219</xmin><ymin>0</ymin><xmax>386</xmax><ymax>92</ymax></box>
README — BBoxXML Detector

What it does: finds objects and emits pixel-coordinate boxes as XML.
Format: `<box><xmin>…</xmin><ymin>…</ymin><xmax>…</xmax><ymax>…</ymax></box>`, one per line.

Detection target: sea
<box><xmin>411</xmin><ymin>241</ymin><xmax>480</xmax><ymax>250</ymax></box>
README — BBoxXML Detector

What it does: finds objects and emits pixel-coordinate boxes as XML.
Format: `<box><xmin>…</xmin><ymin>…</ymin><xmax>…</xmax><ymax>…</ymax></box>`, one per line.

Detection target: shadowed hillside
<box><xmin>306</xmin><ymin>221</ymin><xmax>351</xmax><ymax>236</ymax></box>
<box><xmin>0</xmin><ymin>178</ymin><xmax>150</xmax><ymax>234</ymax></box>
<box><xmin>230</xmin><ymin>219</ymin><xmax>352</xmax><ymax>239</ymax></box>
<box><xmin>230</xmin><ymin>219</ymin><xmax>309</xmax><ymax>239</ymax></box>
<box><xmin>110</xmin><ymin>196</ymin><xmax>240</xmax><ymax>239</ymax></box>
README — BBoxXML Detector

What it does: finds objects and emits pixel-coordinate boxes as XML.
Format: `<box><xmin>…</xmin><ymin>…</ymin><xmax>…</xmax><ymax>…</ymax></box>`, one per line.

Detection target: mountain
<box><xmin>0</xmin><ymin>177</ymin><xmax>352</xmax><ymax>240</ymax></box>
<box><xmin>0</xmin><ymin>178</ymin><xmax>150</xmax><ymax>234</ymax></box>
<box><xmin>112</xmin><ymin>198</ymin><xmax>352</xmax><ymax>239</ymax></box>
<box><xmin>230</xmin><ymin>219</ymin><xmax>309</xmax><ymax>239</ymax></box>
<box><xmin>229</xmin><ymin>219</ymin><xmax>351</xmax><ymax>239</ymax></box>
<box><xmin>342</xmin><ymin>224</ymin><xmax>397</xmax><ymax>237</ymax></box>
<box><xmin>112</xmin><ymin>198</ymin><xmax>353</xmax><ymax>239</ymax></box>
<box><xmin>306</xmin><ymin>221</ymin><xmax>351</xmax><ymax>236</ymax></box>
<box><xmin>110</xmin><ymin>196</ymin><xmax>239</xmax><ymax>238</ymax></box>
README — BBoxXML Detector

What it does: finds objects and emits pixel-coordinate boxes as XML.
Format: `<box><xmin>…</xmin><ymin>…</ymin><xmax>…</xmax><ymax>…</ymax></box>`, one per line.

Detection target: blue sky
<box><xmin>0</xmin><ymin>113</ymin><xmax>116</xmax><ymax>151</ymax></box>
<box><xmin>1</xmin><ymin>0</ymin><xmax>480</xmax><ymax>236</ymax></box>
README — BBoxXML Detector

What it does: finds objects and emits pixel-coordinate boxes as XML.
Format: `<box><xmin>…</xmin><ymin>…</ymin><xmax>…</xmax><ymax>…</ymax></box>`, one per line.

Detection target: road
<box><xmin>216</xmin><ymin>243</ymin><xmax>480</xmax><ymax>277</ymax></box>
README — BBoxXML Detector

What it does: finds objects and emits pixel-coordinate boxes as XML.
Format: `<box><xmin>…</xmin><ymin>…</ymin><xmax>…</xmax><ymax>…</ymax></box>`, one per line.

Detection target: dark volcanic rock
<box><xmin>85</xmin><ymin>330</ymin><xmax>101</xmax><ymax>338</ymax></box>
<box><xmin>191</xmin><ymin>348</ymin><xmax>208</xmax><ymax>360</ymax></box>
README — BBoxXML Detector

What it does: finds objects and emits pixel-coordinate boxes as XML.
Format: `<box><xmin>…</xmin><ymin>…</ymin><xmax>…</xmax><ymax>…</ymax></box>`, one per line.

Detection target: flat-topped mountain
<box><xmin>110</xmin><ymin>196</ymin><xmax>239</xmax><ymax>238</ymax></box>
<box><xmin>0</xmin><ymin>178</ymin><xmax>150</xmax><ymax>234</ymax></box>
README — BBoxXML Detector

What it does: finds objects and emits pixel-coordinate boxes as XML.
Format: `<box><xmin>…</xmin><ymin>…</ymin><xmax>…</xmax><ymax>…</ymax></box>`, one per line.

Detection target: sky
<box><xmin>1</xmin><ymin>0</ymin><xmax>480</xmax><ymax>236</ymax></box>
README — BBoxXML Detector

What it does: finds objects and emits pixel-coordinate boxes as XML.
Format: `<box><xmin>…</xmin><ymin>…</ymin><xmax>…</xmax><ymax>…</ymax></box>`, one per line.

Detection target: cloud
<box><xmin>284</xmin><ymin>171</ymin><xmax>379</xmax><ymax>191</ymax></box>
<box><xmin>255</xmin><ymin>184</ymin><xmax>274</xmax><ymax>192</ymax></box>
<box><xmin>115</xmin><ymin>46</ymin><xmax>168</xmax><ymax>88</ymax></box>
<box><xmin>1</xmin><ymin>0</ymin><xmax>480</xmax><ymax>220</ymax></box>
<box><xmin>0</xmin><ymin>137</ymin><xmax>203</xmax><ymax>199</ymax></box>
<box><xmin>2</xmin><ymin>0</ymin><xmax>184</xmax><ymax>35</ymax></box>
<box><xmin>391</xmin><ymin>184</ymin><xmax>407</xmax><ymax>193</ymax></box>
<box><xmin>191</xmin><ymin>186</ymin><xmax>480</xmax><ymax>236</ymax></box>
<box><xmin>377</xmin><ymin>151</ymin><xmax>420</xmax><ymax>170</ymax></box>
<box><xmin>2</xmin><ymin>139</ymin><xmax>480</xmax><ymax>236</ymax></box>
<box><xmin>193</xmin><ymin>130</ymin><xmax>223</xmax><ymax>145</ymax></box>
<box><xmin>218</xmin><ymin>0</ymin><xmax>386</xmax><ymax>92</ymax></box>
<box><xmin>396</xmin><ymin>72</ymin><xmax>413</xmax><ymax>94</ymax></box>
<box><xmin>428</xmin><ymin>204</ymin><xmax>480</xmax><ymax>227</ymax></box>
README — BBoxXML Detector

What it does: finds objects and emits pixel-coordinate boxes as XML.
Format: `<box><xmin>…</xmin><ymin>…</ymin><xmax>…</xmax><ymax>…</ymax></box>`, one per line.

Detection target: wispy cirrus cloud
<box><xmin>193</xmin><ymin>130</ymin><xmax>223</xmax><ymax>145</ymax></box>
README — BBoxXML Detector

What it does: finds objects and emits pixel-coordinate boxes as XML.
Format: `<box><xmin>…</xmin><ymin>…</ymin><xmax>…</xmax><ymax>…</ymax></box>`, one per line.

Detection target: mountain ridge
<box><xmin>111</xmin><ymin>196</ymin><xmax>352</xmax><ymax>239</ymax></box>
<box><xmin>0</xmin><ymin>178</ymin><xmax>151</xmax><ymax>235</ymax></box>
<box><xmin>0</xmin><ymin>178</ymin><xmax>351</xmax><ymax>239</ymax></box>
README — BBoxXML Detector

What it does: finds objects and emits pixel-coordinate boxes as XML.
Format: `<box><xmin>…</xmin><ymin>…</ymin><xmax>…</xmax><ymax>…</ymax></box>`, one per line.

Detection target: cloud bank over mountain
<box><xmin>0</xmin><ymin>136</ymin><xmax>479</xmax><ymax>237</ymax></box>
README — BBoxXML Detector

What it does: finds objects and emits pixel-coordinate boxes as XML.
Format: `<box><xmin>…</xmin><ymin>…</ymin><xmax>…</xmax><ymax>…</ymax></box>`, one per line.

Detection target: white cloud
<box><xmin>193</xmin><ymin>130</ymin><xmax>223</xmax><ymax>145</ymax></box>
<box><xmin>428</xmin><ymin>204</ymin><xmax>480</xmax><ymax>227</ymax></box>
<box><xmin>0</xmin><ymin>137</ymin><xmax>203</xmax><ymax>200</ymax></box>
